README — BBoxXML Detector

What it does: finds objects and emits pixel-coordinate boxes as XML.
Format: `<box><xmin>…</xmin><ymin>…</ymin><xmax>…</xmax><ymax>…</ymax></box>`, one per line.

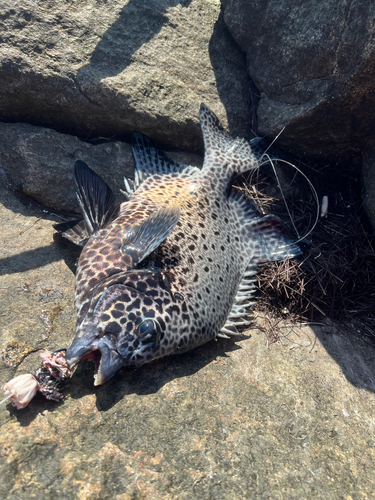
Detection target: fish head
<box><xmin>66</xmin><ymin>271</ymin><xmax>179</xmax><ymax>386</ymax></box>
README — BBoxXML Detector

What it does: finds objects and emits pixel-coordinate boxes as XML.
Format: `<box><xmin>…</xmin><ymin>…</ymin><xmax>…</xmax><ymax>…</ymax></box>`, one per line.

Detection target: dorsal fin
<box><xmin>199</xmin><ymin>104</ymin><xmax>258</xmax><ymax>177</ymax></box>
<box><xmin>131</xmin><ymin>133</ymin><xmax>200</xmax><ymax>191</ymax></box>
<box><xmin>74</xmin><ymin>160</ymin><xmax>120</xmax><ymax>236</ymax></box>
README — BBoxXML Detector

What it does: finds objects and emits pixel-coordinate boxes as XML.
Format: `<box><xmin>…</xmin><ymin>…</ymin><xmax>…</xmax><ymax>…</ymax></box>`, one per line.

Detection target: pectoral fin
<box><xmin>122</xmin><ymin>206</ymin><xmax>181</xmax><ymax>265</ymax></box>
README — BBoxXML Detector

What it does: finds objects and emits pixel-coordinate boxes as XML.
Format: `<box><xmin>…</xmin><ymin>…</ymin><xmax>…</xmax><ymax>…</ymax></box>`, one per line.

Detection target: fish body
<box><xmin>61</xmin><ymin>105</ymin><xmax>303</xmax><ymax>385</ymax></box>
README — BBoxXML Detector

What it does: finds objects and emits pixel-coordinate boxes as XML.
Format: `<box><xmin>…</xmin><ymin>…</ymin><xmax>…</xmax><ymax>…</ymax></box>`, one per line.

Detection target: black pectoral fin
<box><xmin>53</xmin><ymin>220</ymin><xmax>90</xmax><ymax>247</ymax></box>
<box><xmin>74</xmin><ymin>160</ymin><xmax>120</xmax><ymax>236</ymax></box>
<box><xmin>122</xmin><ymin>206</ymin><xmax>181</xmax><ymax>265</ymax></box>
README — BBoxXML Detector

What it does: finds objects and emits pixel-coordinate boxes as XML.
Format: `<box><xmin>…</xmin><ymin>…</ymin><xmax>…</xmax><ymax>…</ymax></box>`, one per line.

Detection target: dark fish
<box><xmin>58</xmin><ymin>105</ymin><xmax>304</xmax><ymax>385</ymax></box>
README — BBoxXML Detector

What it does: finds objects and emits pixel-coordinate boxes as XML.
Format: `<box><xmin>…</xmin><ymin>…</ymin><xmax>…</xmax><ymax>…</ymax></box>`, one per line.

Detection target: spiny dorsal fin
<box><xmin>122</xmin><ymin>206</ymin><xmax>181</xmax><ymax>266</ymax></box>
<box><xmin>74</xmin><ymin>160</ymin><xmax>120</xmax><ymax>236</ymax></box>
<box><xmin>131</xmin><ymin>133</ymin><xmax>199</xmax><ymax>190</ymax></box>
<box><xmin>199</xmin><ymin>104</ymin><xmax>258</xmax><ymax>175</ymax></box>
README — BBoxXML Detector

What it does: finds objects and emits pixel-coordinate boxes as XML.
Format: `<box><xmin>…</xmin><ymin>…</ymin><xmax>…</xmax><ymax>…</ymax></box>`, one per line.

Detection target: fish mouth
<box><xmin>66</xmin><ymin>337</ymin><xmax>124</xmax><ymax>386</ymax></box>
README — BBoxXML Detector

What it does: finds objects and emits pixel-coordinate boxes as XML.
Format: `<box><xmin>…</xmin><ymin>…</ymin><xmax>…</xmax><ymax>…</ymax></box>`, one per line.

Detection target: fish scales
<box><xmin>59</xmin><ymin>104</ymin><xmax>304</xmax><ymax>385</ymax></box>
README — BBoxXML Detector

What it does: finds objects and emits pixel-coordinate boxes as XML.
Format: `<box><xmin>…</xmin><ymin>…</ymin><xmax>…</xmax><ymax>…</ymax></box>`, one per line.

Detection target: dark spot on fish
<box><xmin>144</xmin><ymin>309</ymin><xmax>155</xmax><ymax>318</ymax></box>
<box><xmin>101</xmin><ymin>314</ymin><xmax>110</xmax><ymax>322</ymax></box>
<box><xmin>212</xmin><ymin>213</ymin><xmax>218</xmax><ymax>220</ymax></box>
<box><xmin>182</xmin><ymin>313</ymin><xmax>190</xmax><ymax>323</ymax></box>
<box><xmin>205</xmin><ymin>287</ymin><xmax>211</xmax><ymax>294</ymax></box>
<box><xmin>193</xmin><ymin>274</ymin><xmax>198</xmax><ymax>282</ymax></box>
<box><xmin>105</xmin><ymin>322</ymin><xmax>122</xmax><ymax>335</ymax></box>
<box><xmin>188</xmin><ymin>244</ymin><xmax>195</xmax><ymax>251</ymax></box>
<box><xmin>146</xmin><ymin>277</ymin><xmax>157</xmax><ymax>288</ymax></box>
<box><xmin>221</xmin><ymin>245</ymin><xmax>225</xmax><ymax>251</ymax></box>
<box><xmin>136</xmin><ymin>282</ymin><xmax>147</xmax><ymax>293</ymax></box>
<box><xmin>198</xmin><ymin>222</ymin><xmax>205</xmax><ymax>228</ymax></box>
<box><xmin>204</xmin><ymin>266</ymin><xmax>209</xmax><ymax>272</ymax></box>
<box><xmin>112</xmin><ymin>310</ymin><xmax>123</xmax><ymax>319</ymax></box>
<box><xmin>224</xmin><ymin>217</ymin><xmax>229</xmax><ymax>224</ymax></box>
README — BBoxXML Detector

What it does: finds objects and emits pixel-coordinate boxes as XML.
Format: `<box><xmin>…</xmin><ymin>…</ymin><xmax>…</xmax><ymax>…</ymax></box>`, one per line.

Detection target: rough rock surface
<box><xmin>1</xmin><ymin>172</ymin><xmax>375</xmax><ymax>499</ymax></box>
<box><xmin>361</xmin><ymin>141</ymin><xmax>375</xmax><ymax>230</ymax></box>
<box><xmin>222</xmin><ymin>0</ymin><xmax>375</xmax><ymax>163</ymax></box>
<box><xmin>0</xmin><ymin>122</ymin><xmax>202</xmax><ymax>212</ymax></box>
<box><xmin>0</xmin><ymin>0</ymin><xmax>251</xmax><ymax>151</ymax></box>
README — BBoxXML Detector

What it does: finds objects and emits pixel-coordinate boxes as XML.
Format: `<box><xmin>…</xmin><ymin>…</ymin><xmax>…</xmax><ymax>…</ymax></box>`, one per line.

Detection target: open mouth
<box><xmin>66</xmin><ymin>338</ymin><xmax>124</xmax><ymax>386</ymax></box>
<box><xmin>79</xmin><ymin>349</ymin><xmax>104</xmax><ymax>385</ymax></box>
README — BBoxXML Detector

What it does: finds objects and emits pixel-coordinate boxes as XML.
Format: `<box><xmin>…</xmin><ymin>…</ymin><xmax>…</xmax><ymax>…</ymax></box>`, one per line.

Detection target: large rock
<box><xmin>0</xmin><ymin>122</ymin><xmax>202</xmax><ymax>212</ymax></box>
<box><xmin>222</xmin><ymin>0</ymin><xmax>375</xmax><ymax>163</ymax></box>
<box><xmin>1</xmin><ymin>182</ymin><xmax>375</xmax><ymax>498</ymax></box>
<box><xmin>0</xmin><ymin>1</ymin><xmax>251</xmax><ymax>151</ymax></box>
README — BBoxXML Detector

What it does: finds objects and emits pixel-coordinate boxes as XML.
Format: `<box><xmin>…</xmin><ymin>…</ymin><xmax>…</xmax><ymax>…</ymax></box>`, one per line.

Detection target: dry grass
<box><xmin>239</xmin><ymin>155</ymin><xmax>375</xmax><ymax>342</ymax></box>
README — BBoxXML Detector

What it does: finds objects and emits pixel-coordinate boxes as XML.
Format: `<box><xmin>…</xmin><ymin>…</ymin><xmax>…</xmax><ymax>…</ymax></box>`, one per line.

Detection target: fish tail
<box><xmin>251</xmin><ymin>216</ymin><xmax>308</xmax><ymax>262</ymax></box>
<box><xmin>199</xmin><ymin>104</ymin><xmax>258</xmax><ymax>177</ymax></box>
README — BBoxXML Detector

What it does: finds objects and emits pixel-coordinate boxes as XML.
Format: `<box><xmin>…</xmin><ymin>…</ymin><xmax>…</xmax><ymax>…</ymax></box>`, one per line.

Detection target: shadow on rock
<box><xmin>0</xmin><ymin>242</ymin><xmax>62</xmax><ymax>276</ymax></box>
<box><xmin>77</xmin><ymin>0</ymin><xmax>193</xmax><ymax>81</ymax></box>
<box><xmin>310</xmin><ymin>324</ymin><xmax>375</xmax><ymax>394</ymax></box>
<box><xmin>208</xmin><ymin>7</ymin><xmax>255</xmax><ymax>138</ymax></box>
<box><xmin>67</xmin><ymin>336</ymin><xmax>248</xmax><ymax>412</ymax></box>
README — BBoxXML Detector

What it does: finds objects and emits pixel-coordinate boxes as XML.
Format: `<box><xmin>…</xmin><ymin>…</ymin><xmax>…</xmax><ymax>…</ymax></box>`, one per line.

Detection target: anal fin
<box><xmin>54</xmin><ymin>220</ymin><xmax>89</xmax><ymax>247</ymax></box>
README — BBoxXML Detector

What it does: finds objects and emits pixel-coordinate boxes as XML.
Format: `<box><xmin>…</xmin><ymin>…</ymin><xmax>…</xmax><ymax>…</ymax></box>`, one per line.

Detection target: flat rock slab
<box><xmin>0</xmin><ymin>121</ymin><xmax>203</xmax><ymax>212</ymax></box>
<box><xmin>0</xmin><ymin>0</ymin><xmax>251</xmax><ymax>151</ymax></box>
<box><xmin>1</xmin><ymin>183</ymin><xmax>375</xmax><ymax>499</ymax></box>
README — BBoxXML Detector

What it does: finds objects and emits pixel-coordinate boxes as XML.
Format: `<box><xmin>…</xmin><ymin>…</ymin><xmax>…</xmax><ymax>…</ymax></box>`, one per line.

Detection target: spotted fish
<box><xmin>59</xmin><ymin>105</ymin><xmax>304</xmax><ymax>385</ymax></box>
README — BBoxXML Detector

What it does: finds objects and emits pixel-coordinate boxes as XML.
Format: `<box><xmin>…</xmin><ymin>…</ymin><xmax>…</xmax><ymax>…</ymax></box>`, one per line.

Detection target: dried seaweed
<box><xmin>239</xmin><ymin>155</ymin><xmax>375</xmax><ymax>342</ymax></box>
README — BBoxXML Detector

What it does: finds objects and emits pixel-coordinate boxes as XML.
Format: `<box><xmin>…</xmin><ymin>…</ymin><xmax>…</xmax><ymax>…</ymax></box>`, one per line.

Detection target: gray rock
<box><xmin>222</xmin><ymin>0</ymin><xmax>375</xmax><ymax>162</ymax></box>
<box><xmin>0</xmin><ymin>121</ymin><xmax>202</xmax><ymax>212</ymax></box>
<box><xmin>1</xmin><ymin>183</ymin><xmax>375</xmax><ymax>498</ymax></box>
<box><xmin>0</xmin><ymin>1</ymin><xmax>251</xmax><ymax>151</ymax></box>
<box><xmin>361</xmin><ymin>140</ymin><xmax>375</xmax><ymax>231</ymax></box>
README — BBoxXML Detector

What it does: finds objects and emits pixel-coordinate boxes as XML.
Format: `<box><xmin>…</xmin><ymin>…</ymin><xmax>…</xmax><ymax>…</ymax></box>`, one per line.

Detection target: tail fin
<box><xmin>199</xmin><ymin>104</ymin><xmax>258</xmax><ymax>176</ymax></box>
<box><xmin>251</xmin><ymin>216</ymin><xmax>308</xmax><ymax>262</ymax></box>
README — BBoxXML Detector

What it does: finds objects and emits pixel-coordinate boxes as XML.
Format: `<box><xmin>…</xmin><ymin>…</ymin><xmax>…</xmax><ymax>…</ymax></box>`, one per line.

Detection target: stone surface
<box><xmin>362</xmin><ymin>140</ymin><xmax>375</xmax><ymax>231</ymax></box>
<box><xmin>0</xmin><ymin>122</ymin><xmax>202</xmax><ymax>212</ymax></box>
<box><xmin>0</xmin><ymin>0</ymin><xmax>251</xmax><ymax>152</ymax></box>
<box><xmin>222</xmin><ymin>0</ymin><xmax>375</xmax><ymax>163</ymax></box>
<box><xmin>1</xmin><ymin>179</ymin><xmax>375</xmax><ymax>498</ymax></box>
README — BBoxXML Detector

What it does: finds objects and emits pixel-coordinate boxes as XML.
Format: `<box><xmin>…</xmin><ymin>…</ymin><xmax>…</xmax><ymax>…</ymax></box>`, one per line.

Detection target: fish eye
<box><xmin>136</xmin><ymin>319</ymin><xmax>161</xmax><ymax>343</ymax></box>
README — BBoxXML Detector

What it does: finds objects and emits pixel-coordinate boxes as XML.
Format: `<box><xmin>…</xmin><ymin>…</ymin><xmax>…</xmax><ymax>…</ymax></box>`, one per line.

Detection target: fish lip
<box><xmin>66</xmin><ymin>337</ymin><xmax>124</xmax><ymax>386</ymax></box>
